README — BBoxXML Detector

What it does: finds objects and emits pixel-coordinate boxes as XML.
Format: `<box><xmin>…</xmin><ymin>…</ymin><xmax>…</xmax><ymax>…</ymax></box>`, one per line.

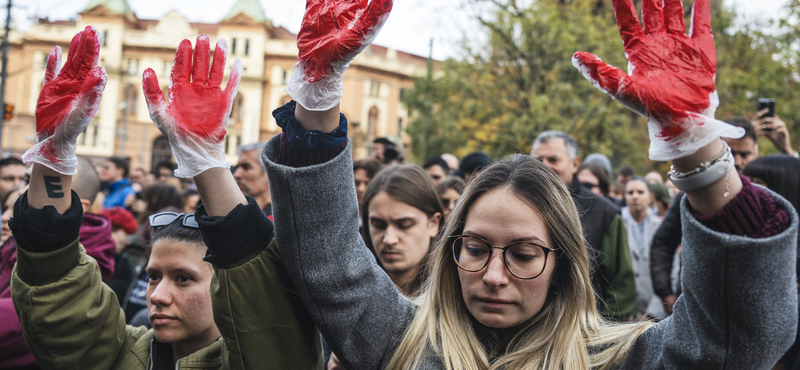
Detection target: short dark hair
<box><xmin>151</xmin><ymin>214</ymin><xmax>205</xmax><ymax>247</ymax></box>
<box><xmin>744</xmin><ymin>155</ymin><xmax>800</xmax><ymax>212</ymax></box>
<box><xmin>422</xmin><ymin>156</ymin><xmax>450</xmax><ymax>174</ymax></box>
<box><xmin>156</xmin><ymin>161</ymin><xmax>176</xmax><ymax>172</ymax></box>
<box><xmin>0</xmin><ymin>157</ymin><xmax>23</xmax><ymax>171</ymax></box>
<box><xmin>353</xmin><ymin>159</ymin><xmax>384</xmax><ymax>179</ymax></box>
<box><xmin>723</xmin><ymin>117</ymin><xmax>757</xmax><ymax>142</ymax></box>
<box><xmin>436</xmin><ymin>176</ymin><xmax>465</xmax><ymax>196</ymax></box>
<box><xmin>577</xmin><ymin>162</ymin><xmax>610</xmax><ymax>197</ymax></box>
<box><xmin>107</xmin><ymin>157</ymin><xmax>130</xmax><ymax>178</ymax></box>
<box><xmin>618</xmin><ymin>166</ymin><xmax>634</xmax><ymax>177</ymax></box>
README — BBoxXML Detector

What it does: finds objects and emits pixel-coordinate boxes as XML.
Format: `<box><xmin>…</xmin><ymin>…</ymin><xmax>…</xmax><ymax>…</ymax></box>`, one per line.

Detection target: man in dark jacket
<box><xmin>532</xmin><ymin>131</ymin><xmax>636</xmax><ymax>321</ymax></box>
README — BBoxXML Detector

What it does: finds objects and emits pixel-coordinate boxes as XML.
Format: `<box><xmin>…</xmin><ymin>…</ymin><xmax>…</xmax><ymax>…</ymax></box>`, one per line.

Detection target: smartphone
<box><xmin>758</xmin><ymin>98</ymin><xmax>775</xmax><ymax>118</ymax></box>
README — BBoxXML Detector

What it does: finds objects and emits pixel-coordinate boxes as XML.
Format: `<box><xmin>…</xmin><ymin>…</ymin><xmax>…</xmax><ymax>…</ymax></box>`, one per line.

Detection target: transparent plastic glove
<box><xmin>23</xmin><ymin>26</ymin><xmax>108</xmax><ymax>175</ymax></box>
<box><xmin>285</xmin><ymin>0</ymin><xmax>393</xmax><ymax>111</ymax></box>
<box><xmin>572</xmin><ymin>0</ymin><xmax>744</xmax><ymax>161</ymax></box>
<box><xmin>142</xmin><ymin>35</ymin><xmax>242</xmax><ymax>178</ymax></box>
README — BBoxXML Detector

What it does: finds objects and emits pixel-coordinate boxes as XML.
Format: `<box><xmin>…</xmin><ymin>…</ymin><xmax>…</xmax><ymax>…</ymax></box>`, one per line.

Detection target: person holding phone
<box><xmin>753</xmin><ymin>100</ymin><xmax>797</xmax><ymax>157</ymax></box>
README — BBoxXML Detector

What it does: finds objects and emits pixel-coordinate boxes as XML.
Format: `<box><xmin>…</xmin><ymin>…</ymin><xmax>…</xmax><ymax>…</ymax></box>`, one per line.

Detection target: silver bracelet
<box><xmin>668</xmin><ymin>142</ymin><xmax>733</xmax><ymax>193</ymax></box>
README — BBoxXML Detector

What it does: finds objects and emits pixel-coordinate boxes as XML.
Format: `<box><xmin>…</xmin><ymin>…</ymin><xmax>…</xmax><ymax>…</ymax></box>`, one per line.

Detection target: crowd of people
<box><xmin>0</xmin><ymin>0</ymin><xmax>798</xmax><ymax>369</ymax></box>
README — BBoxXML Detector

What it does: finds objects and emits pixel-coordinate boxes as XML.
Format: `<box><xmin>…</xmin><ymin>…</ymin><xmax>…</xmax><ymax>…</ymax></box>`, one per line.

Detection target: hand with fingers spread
<box><xmin>23</xmin><ymin>26</ymin><xmax>108</xmax><ymax>175</ymax></box>
<box><xmin>142</xmin><ymin>35</ymin><xmax>242</xmax><ymax>178</ymax></box>
<box><xmin>286</xmin><ymin>0</ymin><xmax>393</xmax><ymax>111</ymax></box>
<box><xmin>573</xmin><ymin>0</ymin><xmax>744</xmax><ymax>161</ymax></box>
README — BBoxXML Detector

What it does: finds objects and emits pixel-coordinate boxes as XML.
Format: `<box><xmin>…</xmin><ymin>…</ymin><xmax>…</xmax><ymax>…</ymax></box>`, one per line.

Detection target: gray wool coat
<box><xmin>263</xmin><ymin>137</ymin><xmax>798</xmax><ymax>370</ymax></box>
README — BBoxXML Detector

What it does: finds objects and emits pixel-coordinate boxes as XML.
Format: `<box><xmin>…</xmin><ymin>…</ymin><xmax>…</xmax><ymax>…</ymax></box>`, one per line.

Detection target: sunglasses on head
<box><xmin>148</xmin><ymin>212</ymin><xmax>199</xmax><ymax>229</ymax></box>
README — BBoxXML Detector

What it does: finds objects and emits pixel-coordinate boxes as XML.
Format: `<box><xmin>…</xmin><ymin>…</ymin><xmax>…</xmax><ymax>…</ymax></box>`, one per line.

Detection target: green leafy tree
<box><xmin>403</xmin><ymin>0</ymin><xmax>800</xmax><ymax>174</ymax></box>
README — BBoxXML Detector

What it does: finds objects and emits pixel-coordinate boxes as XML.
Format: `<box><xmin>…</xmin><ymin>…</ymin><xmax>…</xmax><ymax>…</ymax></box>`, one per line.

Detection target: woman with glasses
<box><xmin>436</xmin><ymin>176</ymin><xmax>464</xmax><ymax>220</ymax></box>
<box><xmin>253</xmin><ymin>0</ymin><xmax>796</xmax><ymax>369</ymax></box>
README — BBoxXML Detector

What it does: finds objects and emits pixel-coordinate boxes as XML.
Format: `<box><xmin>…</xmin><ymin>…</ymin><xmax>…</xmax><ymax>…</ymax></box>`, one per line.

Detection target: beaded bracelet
<box><xmin>668</xmin><ymin>142</ymin><xmax>734</xmax><ymax>196</ymax></box>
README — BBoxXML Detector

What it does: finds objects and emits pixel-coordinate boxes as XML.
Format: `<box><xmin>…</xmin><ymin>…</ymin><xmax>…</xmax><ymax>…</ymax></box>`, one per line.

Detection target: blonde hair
<box><xmin>386</xmin><ymin>155</ymin><xmax>652</xmax><ymax>370</ymax></box>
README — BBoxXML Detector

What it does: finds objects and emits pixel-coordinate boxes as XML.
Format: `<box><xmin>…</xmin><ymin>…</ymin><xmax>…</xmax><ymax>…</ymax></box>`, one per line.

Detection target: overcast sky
<box><xmin>11</xmin><ymin>0</ymin><xmax>791</xmax><ymax>60</ymax></box>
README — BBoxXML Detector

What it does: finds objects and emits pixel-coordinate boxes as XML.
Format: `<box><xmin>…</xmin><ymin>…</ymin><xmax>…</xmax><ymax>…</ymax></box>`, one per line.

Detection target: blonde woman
<box><xmin>257</xmin><ymin>0</ymin><xmax>796</xmax><ymax>369</ymax></box>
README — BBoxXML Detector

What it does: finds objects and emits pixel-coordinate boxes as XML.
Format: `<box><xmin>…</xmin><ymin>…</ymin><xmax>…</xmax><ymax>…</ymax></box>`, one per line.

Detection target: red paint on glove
<box><xmin>297</xmin><ymin>0</ymin><xmax>393</xmax><ymax>82</ymax></box>
<box><xmin>573</xmin><ymin>0</ymin><xmax>716</xmax><ymax>141</ymax></box>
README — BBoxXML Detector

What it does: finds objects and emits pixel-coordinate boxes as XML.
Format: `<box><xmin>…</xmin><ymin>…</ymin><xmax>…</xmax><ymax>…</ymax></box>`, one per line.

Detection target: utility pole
<box><xmin>0</xmin><ymin>0</ymin><xmax>13</xmax><ymax>151</ymax></box>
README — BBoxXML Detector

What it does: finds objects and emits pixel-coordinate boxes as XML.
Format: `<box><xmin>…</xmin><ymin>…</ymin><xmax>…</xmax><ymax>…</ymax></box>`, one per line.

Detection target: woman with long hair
<box><xmin>361</xmin><ymin>165</ymin><xmax>443</xmax><ymax>296</ymax></box>
<box><xmin>255</xmin><ymin>0</ymin><xmax>797</xmax><ymax>368</ymax></box>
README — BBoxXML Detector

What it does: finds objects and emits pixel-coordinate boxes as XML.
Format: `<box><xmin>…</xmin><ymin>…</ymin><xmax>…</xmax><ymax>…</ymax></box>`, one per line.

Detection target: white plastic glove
<box><xmin>285</xmin><ymin>0</ymin><xmax>393</xmax><ymax>111</ymax></box>
<box><xmin>23</xmin><ymin>26</ymin><xmax>108</xmax><ymax>175</ymax></box>
<box><xmin>572</xmin><ymin>0</ymin><xmax>743</xmax><ymax>161</ymax></box>
<box><xmin>142</xmin><ymin>35</ymin><xmax>242</xmax><ymax>178</ymax></box>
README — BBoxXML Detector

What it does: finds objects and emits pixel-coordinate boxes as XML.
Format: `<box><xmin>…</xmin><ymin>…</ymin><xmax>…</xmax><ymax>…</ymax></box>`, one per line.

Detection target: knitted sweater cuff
<box><xmin>689</xmin><ymin>175</ymin><xmax>791</xmax><ymax>238</ymax></box>
<box><xmin>9</xmin><ymin>190</ymin><xmax>83</xmax><ymax>253</ymax></box>
<box><xmin>196</xmin><ymin>195</ymin><xmax>274</xmax><ymax>268</ymax></box>
<box><xmin>276</xmin><ymin>132</ymin><xmax>348</xmax><ymax>168</ymax></box>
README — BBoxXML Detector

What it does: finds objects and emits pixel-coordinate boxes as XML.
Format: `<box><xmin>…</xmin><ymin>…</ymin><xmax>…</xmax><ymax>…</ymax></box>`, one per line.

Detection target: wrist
<box><xmin>296</xmin><ymin>102</ymin><xmax>341</xmax><ymax>133</ymax></box>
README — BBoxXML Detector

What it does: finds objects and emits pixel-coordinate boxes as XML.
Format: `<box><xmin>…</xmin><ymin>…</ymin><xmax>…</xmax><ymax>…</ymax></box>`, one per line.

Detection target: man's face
<box><xmin>157</xmin><ymin>167</ymin><xmax>173</xmax><ymax>182</ymax></box>
<box><xmin>532</xmin><ymin>138</ymin><xmax>579</xmax><ymax>185</ymax></box>
<box><xmin>0</xmin><ymin>164</ymin><xmax>26</xmax><ymax>201</ymax></box>
<box><xmin>425</xmin><ymin>164</ymin><xmax>447</xmax><ymax>186</ymax></box>
<box><xmin>99</xmin><ymin>161</ymin><xmax>124</xmax><ymax>182</ymax></box>
<box><xmin>723</xmin><ymin>137</ymin><xmax>759</xmax><ymax>173</ymax></box>
<box><xmin>233</xmin><ymin>150</ymin><xmax>269</xmax><ymax>197</ymax></box>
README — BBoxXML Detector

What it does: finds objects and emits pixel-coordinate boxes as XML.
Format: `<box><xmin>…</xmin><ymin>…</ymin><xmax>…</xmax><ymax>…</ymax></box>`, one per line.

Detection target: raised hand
<box><xmin>286</xmin><ymin>0</ymin><xmax>393</xmax><ymax>111</ymax></box>
<box><xmin>23</xmin><ymin>26</ymin><xmax>107</xmax><ymax>175</ymax></box>
<box><xmin>142</xmin><ymin>35</ymin><xmax>242</xmax><ymax>178</ymax></box>
<box><xmin>572</xmin><ymin>0</ymin><xmax>743</xmax><ymax>161</ymax></box>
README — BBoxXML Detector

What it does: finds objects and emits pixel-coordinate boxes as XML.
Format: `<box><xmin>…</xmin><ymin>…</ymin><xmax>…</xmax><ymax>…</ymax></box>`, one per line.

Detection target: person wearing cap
<box><xmin>532</xmin><ymin>130</ymin><xmax>636</xmax><ymax>321</ymax></box>
<box><xmin>453</xmin><ymin>151</ymin><xmax>492</xmax><ymax>182</ymax></box>
<box><xmin>584</xmin><ymin>153</ymin><xmax>613</xmax><ymax>178</ymax></box>
<box><xmin>650</xmin><ymin>183</ymin><xmax>673</xmax><ymax>219</ymax></box>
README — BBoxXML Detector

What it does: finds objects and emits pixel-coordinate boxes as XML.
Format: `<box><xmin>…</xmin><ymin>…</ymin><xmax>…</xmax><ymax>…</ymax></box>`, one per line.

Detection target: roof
<box><xmin>83</xmin><ymin>0</ymin><xmax>133</xmax><ymax>15</ymax></box>
<box><xmin>223</xmin><ymin>0</ymin><xmax>267</xmax><ymax>23</ymax></box>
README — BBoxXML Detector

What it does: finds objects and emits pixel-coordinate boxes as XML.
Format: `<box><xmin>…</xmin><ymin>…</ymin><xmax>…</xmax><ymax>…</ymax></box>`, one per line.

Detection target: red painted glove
<box><xmin>572</xmin><ymin>0</ymin><xmax>743</xmax><ymax>161</ymax></box>
<box><xmin>286</xmin><ymin>0</ymin><xmax>393</xmax><ymax>111</ymax></box>
<box><xmin>142</xmin><ymin>35</ymin><xmax>242</xmax><ymax>178</ymax></box>
<box><xmin>23</xmin><ymin>26</ymin><xmax>107</xmax><ymax>175</ymax></box>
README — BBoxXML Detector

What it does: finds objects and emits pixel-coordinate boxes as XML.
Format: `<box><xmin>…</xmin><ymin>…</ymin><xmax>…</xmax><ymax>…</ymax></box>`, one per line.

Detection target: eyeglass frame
<box><xmin>448</xmin><ymin>234</ymin><xmax>561</xmax><ymax>280</ymax></box>
<box><xmin>148</xmin><ymin>212</ymin><xmax>199</xmax><ymax>229</ymax></box>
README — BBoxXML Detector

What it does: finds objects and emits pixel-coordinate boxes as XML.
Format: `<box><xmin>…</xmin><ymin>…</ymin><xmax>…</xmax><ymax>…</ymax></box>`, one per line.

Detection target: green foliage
<box><xmin>403</xmin><ymin>0</ymin><xmax>800</xmax><ymax>174</ymax></box>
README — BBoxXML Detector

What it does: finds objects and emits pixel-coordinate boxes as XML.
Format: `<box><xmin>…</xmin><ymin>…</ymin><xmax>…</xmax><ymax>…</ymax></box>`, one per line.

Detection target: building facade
<box><xmin>2</xmin><ymin>0</ymin><xmax>430</xmax><ymax>170</ymax></box>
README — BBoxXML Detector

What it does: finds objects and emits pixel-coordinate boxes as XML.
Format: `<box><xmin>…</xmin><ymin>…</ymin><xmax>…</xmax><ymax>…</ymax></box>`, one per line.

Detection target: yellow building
<box><xmin>2</xmin><ymin>0</ymin><xmax>429</xmax><ymax>170</ymax></box>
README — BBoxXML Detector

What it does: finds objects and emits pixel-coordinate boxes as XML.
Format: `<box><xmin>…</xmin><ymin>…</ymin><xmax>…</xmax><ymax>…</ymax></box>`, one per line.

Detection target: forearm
<box><xmin>671</xmin><ymin>138</ymin><xmax>742</xmax><ymax>216</ymax></box>
<box><xmin>193</xmin><ymin>168</ymin><xmax>247</xmax><ymax>217</ymax></box>
<box><xmin>296</xmin><ymin>103</ymin><xmax>341</xmax><ymax>132</ymax></box>
<box><xmin>28</xmin><ymin>164</ymin><xmax>72</xmax><ymax>214</ymax></box>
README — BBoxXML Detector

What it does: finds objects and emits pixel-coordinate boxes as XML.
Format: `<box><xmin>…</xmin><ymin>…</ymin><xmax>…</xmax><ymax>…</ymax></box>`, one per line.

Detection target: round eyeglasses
<box><xmin>449</xmin><ymin>235</ymin><xmax>560</xmax><ymax>279</ymax></box>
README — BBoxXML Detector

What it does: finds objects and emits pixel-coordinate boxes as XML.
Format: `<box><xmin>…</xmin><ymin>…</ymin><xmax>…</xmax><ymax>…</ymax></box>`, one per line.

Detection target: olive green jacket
<box><xmin>12</xmin><ymin>222</ymin><xmax>321</xmax><ymax>369</ymax></box>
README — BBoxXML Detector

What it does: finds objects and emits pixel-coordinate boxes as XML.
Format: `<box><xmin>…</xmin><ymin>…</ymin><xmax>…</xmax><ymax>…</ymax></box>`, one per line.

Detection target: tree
<box><xmin>403</xmin><ymin>0</ymin><xmax>800</xmax><ymax>174</ymax></box>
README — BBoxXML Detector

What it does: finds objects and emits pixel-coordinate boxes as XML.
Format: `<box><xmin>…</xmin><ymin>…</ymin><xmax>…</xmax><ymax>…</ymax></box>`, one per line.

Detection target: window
<box><xmin>398</xmin><ymin>118</ymin><xmax>403</xmax><ymax>134</ymax></box>
<box><xmin>281</xmin><ymin>70</ymin><xmax>288</xmax><ymax>85</ymax></box>
<box><xmin>163</xmin><ymin>61</ymin><xmax>170</xmax><ymax>77</ymax></box>
<box><xmin>225</xmin><ymin>135</ymin><xmax>230</xmax><ymax>154</ymax></box>
<box><xmin>231</xmin><ymin>38</ymin><xmax>237</xmax><ymax>55</ymax></box>
<box><xmin>369</xmin><ymin>81</ymin><xmax>381</xmax><ymax>97</ymax></box>
<box><xmin>244</xmin><ymin>39</ymin><xmax>250</xmax><ymax>56</ymax></box>
<box><xmin>42</xmin><ymin>54</ymin><xmax>49</xmax><ymax>69</ymax></box>
<box><xmin>127</xmin><ymin>59</ymin><xmax>139</xmax><ymax>76</ymax></box>
<box><xmin>229</xmin><ymin>93</ymin><xmax>244</xmax><ymax>122</ymax></box>
<box><xmin>123</xmin><ymin>85</ymin><xmax>137</xmax><ymax>116</ymax></box>
<box><xmin>367</xmin><ymin>106</ymin><xmax>379</xmax><ymax>142</ymax></box>
<box><xmin>92</xmin><ymin>124</ymin><xmax>99</xmax><ymax>146</ymax></box>
<box><xmin>103</xmin><ymin>30</ymin><xmax>108</xmax><ymax>47</ymax></box>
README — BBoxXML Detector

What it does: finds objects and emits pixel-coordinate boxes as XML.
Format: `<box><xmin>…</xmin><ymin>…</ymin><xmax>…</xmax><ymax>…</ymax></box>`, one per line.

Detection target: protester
<box><xmin>436</xmin><ymin>176</ymin><xmax>465</xmax><ymax>220</ymax></box>
<box><xmin>255</xmin><ymin>0</ymin><xmax>796</xmax><ymax>368</ymax></box>
<box><xmin>453</xmin><ymin>151</ymin><xmax>492</xmax><ymax>182</ymax></box>
<box><xmin>373</xmin><ymin>137</ymin><xmax>404</xmax><ymax>165</ymax></box>
<box><xmin>532</xmin><ymin>130</ymin><xmax>636</xmax><ymax>321</ymax></box>
<box><xmin>644</xmin><ymin>171</ymin><xmax>663</xmax><ymax>185</ymax></box>
<box><xmin>361</xmin><ymin>165</ymin><xmax>443</xmax><ymax>296</ymax></box>
<box><xmin>440</xmin><ymin>153</ymin><xmax>459</xmax><ymax>174</ymax></box>
<box><xmin>584</xmin><ymin>153</ymin><xmax>613</xmax><ymax>178</ymax></box>
<box><xmin>576</xmin><ymin>162</ymin><xmax>616</xmax><ymax>205</ymax></box>
<box><xmin>12</xmin><ymin>26</ymin><xmax>321</xmax><ymax>369</ymax></box>
<box><xmin>100</xmin><ymin>157</ymin><xmax>136</xmax><ymax>209</ymax></box>
<box><xmin>650</xmin><ymin>183</ymin><xmax>673</xmax><ymax>218</ymax></box>
<box><xmin>422</xmin><ymin>156</ymin><xmax>450</xmax><ymax>186</ymax></box>
<box><xmin>233</xmin><ymin>142</ymin><xmax>272</xmax><ymax>217</ymax></box>
<box><xmin>182</xmin><ymin>189</ymin><xmax>200</xmax><ymax>214</ymax></box>
<box><xmin>621</xmin><ymin>178</ymin><xmax>668</xmax><ymax>320</ymax></box>
<box><xmin>353</xmin><ymin>159</ymin><xmax>383</xmax><ymax>219</ymax></box>
<box><xmin>617</xmin><ymin>166</ymin><xmax>634</xmax><ymax>188</ymax></box>
<box><xmin>2</xmin><ymin>155</ymin><xmax>116</xmax><ymax>369</ymax></box>
<box><xmin>101</xmin><ymin>206</ymin><xmax>139</xmax><ymax>304</ymax></box>
<box><xmin>0</xmin><ymin>157</ymin><xmax>27</xmax><ymax>213</ymax></box>
<box><xmin>651</xmin><ymin>116</ymin><xmax>760</xmax><ymax>314</ymax></box>
<box><xmin>609</xmin><ymin>182</ymin><xmax>624</xmax><ymax>202</ymax></box>
<box><xmin>753</xmin><ymin>108</ymin><xmax>797</xmax><ymax>158</ymax></box>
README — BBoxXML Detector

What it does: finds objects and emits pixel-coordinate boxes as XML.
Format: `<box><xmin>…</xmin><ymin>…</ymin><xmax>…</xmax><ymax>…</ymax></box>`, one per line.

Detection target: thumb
<box><xmin>572</xmin><ymin>51</ymin><xmax>631</xmax><ymax>96</ymax></box>
<box><xmin>142</xmin><ymin>68</ymin><xmax>168</xmax><ymax>124</ymax></box>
